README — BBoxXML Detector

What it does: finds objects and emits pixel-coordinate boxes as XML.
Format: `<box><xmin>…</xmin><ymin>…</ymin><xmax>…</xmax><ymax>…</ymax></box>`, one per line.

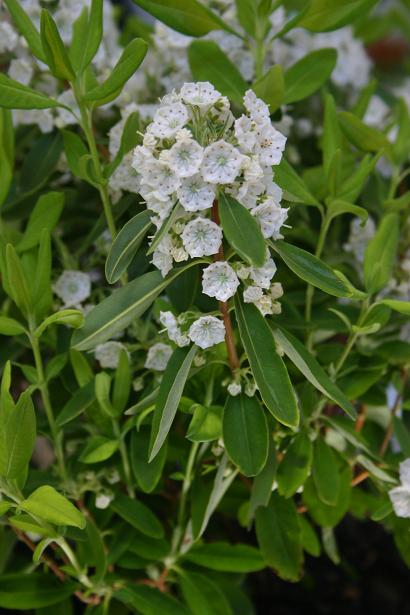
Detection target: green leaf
<box><xmin>299</xmin><ymin>0</ymin><xmax>378</xmax><ymax>32</ymax></box>
<box><xmin>187</xmin><ymin>404</ymin><xmax>223</xmax><ymax>442</ymax></box>
<box><xmin>40</xmin><ymin>9</ymin><xmax>75</xmax><ymax>81</ymax></box>
<box><xmin>274</xmin><ymin>158</ymin><xmax>321</xmax><ymax>207</ymax></box>
<box><xmin>299</xmin><ymin>515</ymin><xmax>321</xmax><ymax>557</ymax></box>
<box><xmin>116</xmin><ymin>584</ymin><xmax>190</xmax><ymax>615</ymax></box>
<box><xmin>132</xmin><ymin>0</ymin><xmax>236</xmax><ymax>37</ymax></box>
<box><xmin>247</xmin><ymin>441</ymin><xmax>278</xmax><ymax>525</ymax></box>
<box><xmin>85</xmin><ymin>517</ymin><xmax>107</xmax><ymax>583</ymax></box>
<box><xmin>95</xmin><ymin>372</ymin><xmax>115</xmax><ymax>417</ymax></box>
<box><xmin>5</xmin><ymin>243</ymin><xmax>32</xmax><ymax>316</ymax></box>
<box><xmin>322</xmin><ymin>93</ymin><xmax>342</xmax><ymax>174</ymax></box>
<box><xmin>113</xmin><ymin>350</ymin><xmax>131</xmax><ymax>414</ymax></box>
<box><xmin>219</xmin><ymin>193</ymin><xmax>266</xmax><ymax>267</ymax></box>
<box><xmin>20</xmin><ymin>486</ymin><xmax>86</xmax><ymax>529</ymax></box>
<box><xmin>33</xmin><ymin>229</ymin><xmax>52</xmax><ymax>321</ymax></box>
<box><xmin>0</xmin><ymin>391</ymin><xmax>36</xmax><ymax>480</ymax></box>
<box><xmin>255</xmin><ymin>493</ymin><xmax>303</xmax><ymax>581</ymax></box>
<box><xmin>79</xmin><ymin>436</ymin><xmax>119</xmax><ymax>463</ymax></box>
<box><xmin>131</xmin><ymin>427</ymin><xmax>167</xmax><ymax>493</ymax></box>
<box><xmin>56</xmin><ymin>380</ymin><xmax>95</xmax><ymax>427</ymax></box>
<box><xmin>303</xmin><ymin>464</ymin><xmax>352</xmax><ymax>527</ymax></box>
<box><xmin>0</xmin><ymin>573</ymin><xmax>77</xmax><ymax>609</ymax></box>
<box><xmin>0</xmin><ymin>317</ymin><xmax>26</xmax><ymax>336</ymax></box>
<box><xmin>235</xmin><ymin>0</ymin><xmax>257</xmax><ymax>37</ymax></box>
<box><xmin>312</xmin><ymin>437</ymin><xmax>340</xmax><ymax>505</ymax></box>
<box><xmin>184</xmin><ymin>542</ymin><xmax>265</xmax><ymax>572</ymax></box>
<box><xmin>284</xmin><ymin>49</ymin><xmax>337</xmax><ymax>104</ymax></box>
<box><xmin>234</xmin><ymin>298</ymin><xmax>299</xmax><ymax>428</ymax></box>
<box><xmin>0</xmin><ymin>74</ymin><xmax>60</xmax><ymax>110</ymax></box>
<box><xmin>339</xmin><ymin>111</ymin><xmax>390</xmax><ymax>153</ymax></box>
<box><xmin>327</xmin><ymin>199</ymin><xmax>368</xmax><ymax>223</ymax></box>
<box><xmin>364</xmin><ymin>213</ymin><xmax>399</xmax><ymax>294</ymax></box>
<box><xmin>252</xmin><ymin>65</ymin><xmax>284</xmax><ymax>112</ymax></box>
<box><xmin>84</xmin><ymin>39</ymin><xmax>148</xmax><ymax>104</ymax></box>
<box><xmin>146</xmin><ymin>203</ymin><xmax>183</xmax><ymax>257</ymax></box>
<box><xmin>338</xmin><ymin>153</ymin><xmax>380</xmax><ymax>203</ymax></box>
<box><xmin>277</xmin><ymin>432</ymin><xmax>313</xmax><ymax>497</ymax></box>
<box><xmin>9</xmin><ymin>514</ymin><xmax>56</xmax><ymax>538</ymax></box>
<box><xmin>111</xmin><ymin>493</ymin><xmax>164</xmax><ymax>538</ymax></box>
<box><xmin>106</xmin><ymin>211</ymin><xmax>152</xmax><ymax>283</ymax></box>
<box><xmin>62</xmin><ymin>130</ymin><xmax>89</xmax><ymax>179</ymax></box>
<box><xmin>34</xmin><ymin>310</ymin><xmax>84</xmax><ymax>338</ymax></box>
<box><xmin>271</xmin><ymin>240</ymin><xmax>351</xmax><ymax>297</ymax></box>
<box><xmin>271</xmin><ymin>327</ymin><xmax>356</xmax><ymax>418</ymax></box>
<box><xmin>178</xmin><ymin>570</ymin><xmax>233</xmax><ymax>615</ymax></box>
<box><xmin>149</xmin><ymin>345</ymin><xmax>196</xmax><ymax>461</ymax></box>
<box><xmin>19</xmin><ymin>131</ymin><xmax>63</xmax><ymax>196</ymax></box>
<box><xmin>379</xmin><ymin>299</ymin><xmax>410</xmax><ymax>316</ymax></box>
<box><xmin>18</xmin><ymin>192</ymin><xmax>64</xmax><ymax>252</ymax></box>
<box><xmin>72</xmin><ymin>265</ymin><xmax>198</xmax><ymax>351</ymax></box>
<box><xmin>188</xmin><ymin>41</ymin><xmax>247</xmax><ymax>106</ymax></box>
<box><xmin>80</xmin><ymin>0</ymin><xmax>103</xmax><ymax>72</ymax></box>
<box><xmin>4</xmin><ymin>0</ymin><xmax>46</xmax><ymax>61</ymax></box>
<box><xmin>223</xmin><ymin>394</ymin><xmax>269</xmax><ymax>477</ymax></box>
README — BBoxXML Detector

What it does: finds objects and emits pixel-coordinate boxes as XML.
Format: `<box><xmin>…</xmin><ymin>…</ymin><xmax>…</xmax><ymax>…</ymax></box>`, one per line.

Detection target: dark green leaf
<box><xmin>106</xmin><ymin>211</ymin><xmax>152</xmax><ymax>283</ymax></box>
<box><xmin>0</xmin><ymin>391</ymin><xmax>36</xmax><ymax>480</ymax></box>
<box><xmin>364</xmin><ymin>213</ymin><xmax>399</xmax><ymax>294</ymax></box>
<box><xmin>79</xmin><ymin>436</ymin><xmax>119</xmax><ymax>463</ymax></box>
<box><xmin>184</xmin><ymin>542</ymin><xmax>265</xmax><ymax>572</ymax></box>
<box><xmin>0</xmin><ymin>574</ymin><xmax>77</xmax><ymax>609</ymax></box>
<box><xmin>178</xmin><ymin>570</ymin><xmax>232</xmax><ymax>615</ymax></box>
<box><xmin>277</xmin><ymin>432</ymin><xmax>313</xmax><ymax>497</ymax></box>
<box><xmin>252</xmin><ymin>65</ymin><xmax>284</xmax><ymax>112</ymax></box>
<box><xmin>303</xmin><ymin>464</ymin><xmax>352</xmax><ymax>527</ymax></box>
<box><xmin>111</xmin><ymin>493</ymin><xmax>164</xmax><ymax>538</ymax></box>
<box><xmin>312</xmin><ymin>437</ymin><xmax>340</xmax><ymax>505</ymax></box>
<box><xmin>131</xmin><ymin>427</ymin><xmax>167</xmax><ymax>493</ymax></box>
<box><xmin>116</xmin><ymin>584</ymin><xmax>190</xmax><ymax>615</ymax></box>
<box><xmin>18</xmin><ymin>192</ymin><xmax>64</xmax><ymax>252</ymax></box>
<box><xmin>274</xmin><ymin>158</ymin><xmax>321</xmax><ymax>206</ymax></box>
<box><xmin>219</xmin><ymin>193</ymin><xmax>266</xmax><ymax>267</ymax></box>
<box><xmin>56</xmin><ymin>380</ymin><xmax>95</xmax><ymax>427</ymax></box>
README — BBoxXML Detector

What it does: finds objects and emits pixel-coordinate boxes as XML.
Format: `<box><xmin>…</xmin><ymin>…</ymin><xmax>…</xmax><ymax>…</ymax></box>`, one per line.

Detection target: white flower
<box><xmin>227</xmin><ymin>382</ymin><xmax>242</xmax><ymax>396</ymax></box>
<box><xmin>53</xmin><ymin>271</ymin><xmax>91</xmax><ymax>307</ymax></box>
<box><xmin>188</xmin><ymin>316</ymin><xmax>225</xmax><ymax>349</ymax></box>
<box><xmin>145</xmin><ymin>343</ymin><xmax>173</xmax><ymax>371</ymax></box>
<box><xmin>159</xmin><ymin>310</ymin><xmax>190</xmax><ymax>347</ymax></box>
<box><xmin>181</xmin><ymin>218</ymin><xmax>222</xmax><ymax>258</ymax></box>
<box><xmin>202</xmin><ymin>261</ymin><xmax>240</xmax><ymax>302</ymax></box>
<box><xmin>132</xmin><ymin>145</ymin><xmax>154</xmax><ymax>171</ymax></box>
<box><xmin>142</xmin><ymin>160</ymin><xmax>181</xmax><ymax>196</ymax></box>
<box><xmin>95</xmin><ymin>493</ymin><xmax>113</xmax><ymax>510</ymax></box>
<box><xmin>270</xmin><ymin>282</ymin><xmax>284</xmax><ymax>300</ymax></box>
<box><xmin>177</xmin><ymin>174</ymin><xmax>215</xmax><ymax>211</ymax></box>
<box><xmin>254</xmin><ymin>123</ymin><xmax>287</xmax><ymax>166</ymax></box>
<box><xmin>94</xmin><ymin>341</ymin><xmax>128</xmax><ymax>369</ymax></box>
<box><xmin>250</xmin><ymin>257</ymin><xmax>277</xmax><ymax>289</ymax></box>
<box><xmin>166</xmin><ymin>138</ymin><xmax>204</xmax><ymax>178</ymax></box>
<box><xmin>234</xmin><ymin>115</ymin><xmax>257</xmax><ymax>152</ymax></box>
<box><xmin>255</xmin><ymin>295</ymin><xmax>274</xmax><ymax>316</ymax></box>
<box><xmin>8</xmin><ymin>58</ymin><xmax>33</xmax><ymax>86</ymax></box>
<box><xmin>152</xmin><ymin>235</ymin><xmax>174</xmax><ymax>277</ymax></box>
<box><xmin>148</xmin><ymin>102</ymin><xmax>189</xmax><ymax>138</ymax></box>
<box><xmin>201</xmin><ymin>140</ymin><xmax>245</xmax><ymax>185</ymax></box>
<box><xmin>0</xmin><ymin>22</ymin><xmax>18</xmax><ymax>53</ymax></box>
<box><xmin>243</xmin><ymin>90</ymin><xmax>270</xmax><ymax>124</ymax></box>
<box><xmin>244</xmin><ymin>157</ymin><xmax>264</xmax><ymax>183</ymax></box>
<box><xmin>243</xmin><ymin>285</ymin><xmax>264</xmax><ymax>303</ymax></box>
<box><xmin>181</xmin><ymin>82</ymin><xmax>221</xmax><ymax>108</ymax></box>
<box><xmin>252</xmin><ymin>200</ymin><xmax>288</xmax><ymax>239</ymax></box>
<box><xmin>389</xmin><ymin>459</ymin><xmax>410</xmax><ymax>518</ymax></box>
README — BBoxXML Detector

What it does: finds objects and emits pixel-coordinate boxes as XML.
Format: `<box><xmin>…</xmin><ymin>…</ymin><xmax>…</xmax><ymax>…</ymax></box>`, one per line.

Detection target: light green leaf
<box><xmin>116</xmin><ymin>584</ymin><xmax>190</xmax><ymax>615</ymax></box>
<box><xmin>5</xmin><ymin>243</ymin><xmax>32</xmax><ymax>316</ymax></box>
<box><xmin>299</xmin><ymin>0</ymin><xmax>378</xmax><ymax>32</ymax></box>
<box><xmin>255</xmin><ymin>493</ymin><xmax>303</xmax><ymax>581</ymax></box>
<box><xmin>364</xmin><ymin>213</ymin><xmax>399</xmax><ymax>294</ymax></box>
<box><xmin>252</xmin><ymin>65</ymin><xmax>284</xmax><ymax>112</ymax></box>
<box><xmin>0</xmin><ymin>317</ymin><xmax>26</xmax><ymax>336</ymax></box>
<box><xmin>219</xmin><ymin>193</ymin><xmax>266</xmax><ymax>267</ymax></box>
<box><xmin>4</xmin><ymin>0</ymin><xmax>46</xmax><ymax>61</ymax></box>
<box><xmin>149</xmin><ymin>345</ymin><xmax>196</xmax><ymax>461</ymax></box>
<box><xmin>106</xmin><ymin>211</ymin><xmax>152</xmax><ymax>283</ymax></box>
<box><xmin>20</xmin><ymin>486</ymin><xmax>86</xmax><ymax>529</ymax></box>
<box><xmin>339</xmin><ymin>111</ymin><xmax>390</xmax><ymax>153</ymax></box>
<box><xmin>187</xmin><ymin>404</ymin><xmax>222</xmax><ymax>442</ymax></box>
<box><xmin>379</xmin><ymin>299</ymin><xmax>410</xmax><ymax>316</ymax></box>
<box><xmin>184</xmin><ymin>542</ymin><xmax>265</xmax><ymax>572</ymax></box>
<box><xmin>327</xmin><ymin>199</ymin><xmax>368</xmax><ymax>223</ymax></box>
<box><xmin>277</xmin><ymin>432</ymin><xmax>313</xmax><ymax>497</ymax></box>
<box><xmin>0</xmin><ymin>74</ymin><xmax>60</xmax><ymax>110</ymax></box>
<box><xmin>0</xmin><ymin>391</ymin><xmax>36</xmax><ymax>480</ymax></box>
<box><xmin>40</xmin><ymin>9</ymin><xmax>75</xmax><ymax>81</ymax></box>
<box><xmin>284</xmin><ymin>49</ymin><xmax>337</xmax><ymax>104</ymax></box>
<box><xmin>84</xmin><ymin>39</ymin><xmax>148</xmax><ymax>104</ymax></box>
<box><xmin>62</xmin><ymin>130</ymin><xmax>89</xmax><ymax>179</ymax></box>
<box><xmin>111</xmin><ymin>493</ymin><xmax>164</xmax><ymax>538</ymax></box>
<box><xmin>234</xmin><ymin>297</ymin><xmax>299</xmax><ymax>428</ymax></box>
<box><xmin>274</xmin><ymin>158</ymin><xmax>321</xmax><ymax>207</ymax></box>
<box><xmin>34</xmin><ymin>310</ymin><xmax>84</xmax><ymax>338</ymax></box>
<box><xmin>223</xmin><ymin>394</ymin><xmax>269</xmax><ymax>477</ymax></box>
<box><xmin>188</xmin><ymin>41</ymin><xmax>247</xmax><ymax>106</ymax></box>
<box><xmin>79</xmin><ymin>436</ymin><xmax>119</xmax><ymax>464</ymax></box>
<box><xmin>0</xmin><ymin>574</ymin><xmax>77</xmax><ymax>610</ymax></box>
<box><xmin>80</xmin><ymin>0</ymin><xmax>103</xmax><ymax>72</ymax></box>
<box><xmin>132</xmin><ymin>0</ymin><xmax>236</xmax><ymax>37</ymax></box>
<box><xmin>299</xmin><ymin>515</ymin><xmax>321</xmax><ymax>557</ymax></box>
<box><xmin>271</xmin><ymin>240</ymin><xmax>351</xmax><ymax>297</ymax></box>
<box><xmin>271</xmin><ymin>327</ymin><xmax>356</xmax><ymax>418</ymax></box>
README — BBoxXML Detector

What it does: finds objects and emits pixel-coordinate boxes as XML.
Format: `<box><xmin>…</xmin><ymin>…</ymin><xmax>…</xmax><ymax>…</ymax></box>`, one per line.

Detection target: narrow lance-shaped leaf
<box><xmin>149</xmin><ymin>345</ymin><xmax>197</xmax><ymax>461</ymax></box>
<box><xmin>111</xmin><ymin>493</ymin><xmax>164</xmax><ymax>538</ymax></box>
<box><xmin>223</xmin><ymin>394</ymin><xmax>269</xmax><ymax>477</ymax></box>
<box><xmin>276</xmin><ymin>432</ymin><xmax>313</xmax><ymax>498</ymax></box>
<box><xmin>4</xmin><ymin>0</ymin><xmax>45</xmax><ymax>61</ymax></box>
<box><xmin>0</xmin><ymin>74</ymin><xmax>60</xmax><ymax>110</ymax></box>
<box><xmin>219</xmin><ymin>193</ymin><xmax>266</xmax><ymax>267</ymax></box>
<box><xmin>20</xmin><ymin>486</ymin><xmax>86</xmax><ymax>529</ymax></box>
<box><xmin>188</xmin><ymin>40</ymin><xmax>247</xmax><ymax>106</ymax></box>
<box><xmin>312</xmin><ymin>437</ymin><xmax>341</xmax><ymax>506</ymax></box>
<box><xmin>40</xmin><ymin>9</ymin><xmax>75</xmax><ymax>81</ymax></box>
<box><xmin>284</xmin><ymin>49</ymin><xmax>337</xmax><ymax>104</ymax></box>
<box><xmin>252</xmin><ymin>65</ymin><xmax>284</xmax><ymax>112</ymax></box>
<box><xmin>364</xmin><ymin>213</ymin><xmax>399</xmax><ymax>295</ymax></box>
<box><xmin>80</xmin><ymin>0</ymin><xmax>103</xmax><ymax>72</ymax></box>
<box><xmin>0</xmin><ymin>391</ymin><xmax>36</xmax><ymax>480</ymax></box>
<box><xmin>84</xmin><ymin>38</ymin><xmax>148</xmax><ymax>104</ymax></box>
<box><xmin>234</xmin><ymin>297</ymin><xmax>299</xmax><ymax>428</ymax></box>
<box><xmin>0</xmin><ymin>574</ymin><xmax>77</xmax><ymax>610</ymax></box>
<box><xmin>270</xmin><ymin>240</ymin><xmax>352</xmax><ymax>298</ymax></box>
<box><xmin>271</xmin><ymin>327</ymin><xmax>356</xmax><ymax>419</ymax></box>
<box><xmin>299</xmin><ymin>0</ymin><xmax>379</xmax><ymax>32</ymax></box>
<box><xmin>72</xmin><ymin>263</ymin><xmax>200</xmax><ymax>351</ymax></box>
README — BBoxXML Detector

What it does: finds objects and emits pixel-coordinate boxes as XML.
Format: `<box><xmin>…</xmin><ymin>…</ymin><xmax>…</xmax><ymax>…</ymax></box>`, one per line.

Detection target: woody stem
<box><xmin>212</xmin><ymin>199</ymin><xmax>240</xmax><ymax>373</ymax></box>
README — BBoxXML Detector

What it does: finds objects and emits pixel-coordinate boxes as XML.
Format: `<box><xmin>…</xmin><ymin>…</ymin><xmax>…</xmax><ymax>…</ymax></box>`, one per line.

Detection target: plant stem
<box><xmin>75</xmin><ymin>92</ymin><xmax>117</xmax><ymax>239</ymax></box>
<box><xmin>112</xmin><ymin>419</ymin><xmax>135</xmax><ymax>498</ymax></box>
<box><xmin>211</xmin><ymin>199</ymin><xmax>240</xmax><ymax>373</ymax></box>
<box><xmin>170</xmin><ymin>441</ymin><xmax>200</xmax><ymax>558</ymax></box>
<box><xmin>29</xmin><ymin>331</ymin><xmax>68</xmax><ymax>483</ymax></box>
<box><xmin>305</xmin><ymin>212</ymin><xmax>331</xmax><ymax>351</ymax></box>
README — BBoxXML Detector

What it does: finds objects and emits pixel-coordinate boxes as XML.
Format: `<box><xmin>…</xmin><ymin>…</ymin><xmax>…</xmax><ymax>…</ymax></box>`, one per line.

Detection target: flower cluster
<box><xmin>131</xmin><ymin>82</ymin><xmax>288</xmax><ymax>319</ymax></box>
